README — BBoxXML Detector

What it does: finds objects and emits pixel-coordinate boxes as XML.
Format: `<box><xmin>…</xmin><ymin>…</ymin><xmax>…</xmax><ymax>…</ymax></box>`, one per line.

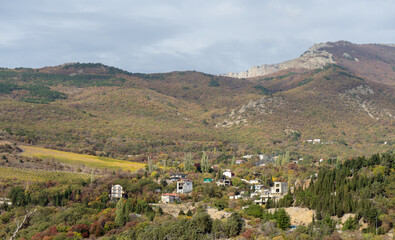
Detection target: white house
<box><xmin>313</xmin><ymin>139</ymin><xmax>321</xmax><ymax>144</ymax></box>
<box><xmin>110</xmin><ymin>184</ymin><xmax>124</xmax><ymax>200</ymax></box>
<box><xmin>161</xmin><ymin>193</ymin><xmax>180</xmax><ymax>203</ymax></box>
<box><xmin>177</xmin><ymin>179</ymin><xmax>193</xmax><ymax>194</ymax></box>
<box><xmin>223</xmin><ymin>171</ymin><xmax>234</xmax><ymax>178</ymax></box>
<box><xmin>253</xmin><ymin>182</ymin><xmax>288</xmax><ymax>205</ymax></box>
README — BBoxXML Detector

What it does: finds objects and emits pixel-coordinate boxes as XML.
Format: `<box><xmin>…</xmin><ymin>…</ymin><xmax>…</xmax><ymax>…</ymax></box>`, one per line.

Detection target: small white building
<box><xmin>177</xmin><ymin>179</ymin><xmax>193</xmax><ymax>194</ymax></box>
<box><xmin>110</xmin><ymin>184</ymin><xmax>124</xmax><ymax>200</ymax></box>
<box><xmin>313</xmin><ymin>139</ymin><xmax>321</xmax><ymax>144</ymax></box>
<box><xmin>161</xmin><ymin>193</ymin><xmax>181</xmax><ymax>203</ymax></box>
<box><xmin>223</xmin><ymin>171</ymin><xmax>234</xmax><ymax>178</ymax></box>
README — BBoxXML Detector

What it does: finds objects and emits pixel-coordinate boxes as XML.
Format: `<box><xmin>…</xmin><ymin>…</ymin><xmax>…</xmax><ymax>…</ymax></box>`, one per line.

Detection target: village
<box><xmin>109</xmin><ymin>154</ymin><xmax>294</xmax><ymax>208</ymax></box>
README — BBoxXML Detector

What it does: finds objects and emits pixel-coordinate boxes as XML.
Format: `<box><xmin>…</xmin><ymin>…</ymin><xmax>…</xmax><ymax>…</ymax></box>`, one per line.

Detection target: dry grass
<box><xmin>20</xmin><ymin>145</ymin><xmax>145</xmax><ymax>172</ymax></box>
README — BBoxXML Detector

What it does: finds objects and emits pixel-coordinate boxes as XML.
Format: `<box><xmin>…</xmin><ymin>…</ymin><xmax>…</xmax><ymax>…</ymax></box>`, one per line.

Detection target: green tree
<box><xmin>147</xmin><ymin>156</ymin><xmax>154</xmax><ymax>172</ymax></box>
<box><xmin>282</xmin><ymin>151</ymin><xmax>290</xmax><ymax>166</ymax></box>
<box><xmin>183</xmin><ymin>152</ymin><xmax>194</xmax><ymax>172</ymax></box>
<box><xmin>275</xmin><ymin>208</ymin><xmax>291</xmax><ymax>230</ymax></box>
<box><xmin>115</xmin><ymin>198</ymin><xmax>126</xmax><ymax>227</ymax></box>
<box><xmin>201</xmin><ymin>151</ymin><xmax>210</xmax><ymax>172</ymax></box>
<box><xmin>9</xmin><ymin>186</ymin><xmax>27</xmax><ymax>206</ymax></box>
<box><xmin>225</xmin><ymin>212</ymin><xmax>244</xmax><ymax>237</ymax></box>
<box><xmin>191</xmin><ymin>208</ymin><xmax>212</xmax><ymax>234</ymax></box>
<box><xmin>245</xmin><ymin>204</ymin><xmax>264</xmax><ymax>218</ymax></box>
<box><xmin>342</xmin><ymin>216</ymin><xmax>358</xmax><ymax>230</ymax></box>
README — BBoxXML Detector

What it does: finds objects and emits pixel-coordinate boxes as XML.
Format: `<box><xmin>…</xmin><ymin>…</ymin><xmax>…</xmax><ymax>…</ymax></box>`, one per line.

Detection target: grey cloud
<box><xmin>0</xmin><ymin>0</ymin><xmax>394</xmax><ymax>74</ymax></box>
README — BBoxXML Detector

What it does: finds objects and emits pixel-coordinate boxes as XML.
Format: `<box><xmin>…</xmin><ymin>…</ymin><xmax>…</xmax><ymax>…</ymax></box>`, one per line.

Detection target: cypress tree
<box><xmin>115</xmin><ymin>197</ymin><xmax>125</xmax><ymax>227</ymax></box>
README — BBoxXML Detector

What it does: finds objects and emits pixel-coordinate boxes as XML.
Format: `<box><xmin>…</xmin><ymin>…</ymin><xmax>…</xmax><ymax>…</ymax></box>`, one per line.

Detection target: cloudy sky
<box><xmin>1</xmin><ymin>0</ymin><xmax>394</xmax><ymax>74</ymax></box>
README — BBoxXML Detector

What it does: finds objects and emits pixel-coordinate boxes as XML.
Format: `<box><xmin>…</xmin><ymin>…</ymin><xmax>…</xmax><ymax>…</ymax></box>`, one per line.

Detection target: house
<box><xmin>171</xmin><ymin>173</ymin><xmax>188</xmax><ymax>179</ymax></box>
<box><xmin>161</xmin><ymin>193</ymin><xmax>180</xmax><ymax>203</ymax></box>
<box><xmin>203</xmin><ymin>178</ymin><xmax>213</xmax><ymax>183</ymax></box>
<box><xmin>229</xmin><ymin>195</ymin><xmax>242</xmax><ymax>200</ymax></box>
<box><xmin>306</xmin><ymin>140</ymin><xmax>313</xmax><ymax>143</ymax></box>
<box><xmin>270</xmin><ymin>182</ymin><xmax>288</xmax><ymax>196</ymax></box>
<box><xmin>216</xmin><ymin>178</ymin><xmax>231</xmax><ymax>187</ymax></box>
<box><xmin>110</xmin><ymin>184</ymin><xmax>124</xmax><ymax>200</ymax></box>
<box><xmin>169</xmin><ymin>173</ymin><xmax>188</xmax><ymax>182</ymax></box>
<box><xmin>0</xmin><ymin>198</ymin><xmax>12</xmax><ymax>206</ymax></box>
<box><xmin>251</xmin><ymin>184</ymin><xmax>264</xmax><ymax>192</ymax></box>
<box><xmin>223</xmin><ymin>171</ymin><xmax>234</xmax><ymax>178</ymax></box>
<box><xmin>177</xmin><ymin>179</ymin><xmax>193</xmax><ymax>194</ymax></box>
<box><xmin>313</xmin><ymin>139</ymin><xmax>321</xmax><ymax>144</ymax></box>
<box><xmin>242</xmin><ymin>155</ymin><xmax>253</xmax><ymax>159</ymax></box>
<box><xmin>253</xmin><ymin>182</ymin><xmax>288</xmax><ymax>205</ymax></box>
<box><xmin>235</xmin><ymin>159</ymin><xmax>245</xmax><ymax>165</ymax></box>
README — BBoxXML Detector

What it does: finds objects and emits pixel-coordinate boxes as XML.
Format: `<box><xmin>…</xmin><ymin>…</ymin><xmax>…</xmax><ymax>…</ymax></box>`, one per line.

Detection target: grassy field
<box><xmin>20</xmin><ymin>146</ymin><xmax>145</xmax><ymax>172</ymax></box>
<box><xmin>0</xmin><ymin>166</ymin><xmax>91</xmax><ymax>182</ymax></box>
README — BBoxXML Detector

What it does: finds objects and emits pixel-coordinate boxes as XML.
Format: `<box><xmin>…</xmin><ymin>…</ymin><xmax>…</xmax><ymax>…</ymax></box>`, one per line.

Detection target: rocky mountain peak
<box><xmin>222</xmin><ymin>42</ymin><xmax>337</xmax><ymax>79</ymax></box>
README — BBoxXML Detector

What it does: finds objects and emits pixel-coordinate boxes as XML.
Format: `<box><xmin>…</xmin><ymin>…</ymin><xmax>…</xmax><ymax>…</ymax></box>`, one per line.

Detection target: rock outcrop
<box><xmin>222</xmin><ymin>42</ymin><xmax>336</xmax><ymax>78</ymax></box>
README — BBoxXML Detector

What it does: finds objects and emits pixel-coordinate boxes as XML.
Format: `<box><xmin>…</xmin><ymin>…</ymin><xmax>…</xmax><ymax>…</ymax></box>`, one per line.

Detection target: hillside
<box><xmin>0</xmin><ymin>42</ymin><xmax>394</xmax><ymax>160</ymax></box>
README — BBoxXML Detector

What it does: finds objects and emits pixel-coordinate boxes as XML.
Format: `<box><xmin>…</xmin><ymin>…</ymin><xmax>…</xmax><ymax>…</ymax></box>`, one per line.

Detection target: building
<box><xmin>161</xmin><ymin>193</ymin><xmax>181</xmax><ymax>203</ymax></box>
<box><xmin>223</xmin><ymin>171</ymin><xmax>234</xmax><ymax>178</ymax></box>
<box><xmin>235</xmin><ymin>159</ymin><xmax>245</xmax><ymax>165</ymax></box>
<box><xmin>110</xmin><ymin>184</ymin><xmax>124</xmax><ymax>200</ymax></box>
<box><xmin>169</xmin><ymin>173</ymin><xmax>188</xmax><ymax>182</ymax></box>
<box><xmin>270</xmin><ymin>182</ymin><xmax>288</xmax><ymax>196</ymax></box>
<box><xmin>216</xmin><ymin>178</ymin><xmax>231</xmax><ymax>187</ymax></box>
<box><xmin>253</xmin><ymin>182</ymin><xmax>288</xmax><ymax>205</ymax></box>
<box><xmin>171</xmin><ymin>173</ymin><xmax>188</xmax><ymax>179</ymax></box>
<box><xmin>177</xmin><ymin>179</ymin><xmax>193</xmax><ymax>194</ymax></box>
<box><xmin>203</xmin><ymin>178</ymin><xmax>213</xmax><ymax>183</ymax></box>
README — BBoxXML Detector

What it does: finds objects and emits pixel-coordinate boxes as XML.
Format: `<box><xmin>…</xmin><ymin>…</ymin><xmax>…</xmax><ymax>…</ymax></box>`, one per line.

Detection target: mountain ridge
<box><xmin>0</xmin><ymin>41</ymin><xmax>394</xmax><ymax>159</ymax></box>
<box><xmin>221</xmin><ymin>41</ymin><xmax>395</xmax><ymax>88</ymax></box>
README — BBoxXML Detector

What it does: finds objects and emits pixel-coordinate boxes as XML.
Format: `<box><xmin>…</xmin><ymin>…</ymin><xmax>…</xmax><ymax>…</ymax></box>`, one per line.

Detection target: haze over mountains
<box><xmin>0</xmin><ymin>41</ymin><xmax>394</xmax><ymax>159</ymax></box>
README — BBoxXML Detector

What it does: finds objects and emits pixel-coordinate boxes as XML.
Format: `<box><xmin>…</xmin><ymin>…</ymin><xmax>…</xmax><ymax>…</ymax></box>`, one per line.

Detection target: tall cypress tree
<box><xmin>115</xmin><ymin>197</ymin><xmax>125</xmax><ymax>227</ymax></box>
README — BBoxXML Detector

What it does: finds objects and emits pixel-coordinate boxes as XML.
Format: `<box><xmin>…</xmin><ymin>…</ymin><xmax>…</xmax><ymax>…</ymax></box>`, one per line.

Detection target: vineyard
<box><xmin>20</xmin><ymin>145</ymin><xmax>145</xmax><ymax>172</ymax></box>
<box><xmin>0</xmin><ymin>166</ymin><xmax>91</xmax><ymax>182</ymax></box>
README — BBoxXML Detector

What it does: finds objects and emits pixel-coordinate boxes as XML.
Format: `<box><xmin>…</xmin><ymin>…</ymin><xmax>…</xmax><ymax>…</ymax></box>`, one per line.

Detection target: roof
<box><xmin>177</xmin><ymin>178</ymin><xmax>192</xmax><ymax>182</ymax></box>
<box><xmin>162</xmin><ymin>193</ymin><xmax>180</xmax><ymax>197</ymax></box>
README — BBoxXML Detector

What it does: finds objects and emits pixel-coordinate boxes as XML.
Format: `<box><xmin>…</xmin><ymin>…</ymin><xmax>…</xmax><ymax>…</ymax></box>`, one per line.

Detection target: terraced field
<box><xmin>20</xmin><ymin>146</ymin><xmax>145</xmax><ymax>172</ymax></box>
<box><xmin>0</xmin><ymin>166</ymin><xmax>90</xmax><ymax>182</ymax></box>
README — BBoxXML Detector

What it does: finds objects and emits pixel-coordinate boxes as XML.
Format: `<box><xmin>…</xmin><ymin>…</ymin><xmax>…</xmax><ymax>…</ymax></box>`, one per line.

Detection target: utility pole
<box><xmin>375</xmin><ymin>215</ymin><xmax>377</xmax><ymax>235</ymax></box>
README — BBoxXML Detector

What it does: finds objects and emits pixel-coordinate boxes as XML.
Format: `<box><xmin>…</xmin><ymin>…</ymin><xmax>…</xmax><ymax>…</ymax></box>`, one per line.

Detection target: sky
<box><xmin>0</xmin><ymin>0</ymin><xmax>394</xmax><ymax>74</ymax></box>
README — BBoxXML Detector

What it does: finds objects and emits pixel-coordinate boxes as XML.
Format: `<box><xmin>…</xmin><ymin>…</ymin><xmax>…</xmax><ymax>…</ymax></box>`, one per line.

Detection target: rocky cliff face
<box><xmin>222</xmin><ymin>42</ymin><xmax>336</xmax><ymax>78</ymax></box>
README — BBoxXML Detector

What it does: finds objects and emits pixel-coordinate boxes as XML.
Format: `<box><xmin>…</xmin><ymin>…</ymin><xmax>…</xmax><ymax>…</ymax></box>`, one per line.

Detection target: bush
<box><xmin>342</xmin><ymin>216</ymin><xmax>358</xmax><ymax>230</ymax></box>
<box><xmin>244</xmin><ymin>205</ymin><xmax>264</xmax><ymax>219</ymax></box>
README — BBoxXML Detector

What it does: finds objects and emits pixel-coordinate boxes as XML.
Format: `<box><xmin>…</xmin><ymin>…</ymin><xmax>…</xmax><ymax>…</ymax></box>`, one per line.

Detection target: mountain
<box><xmin>0</xmin><ymin>41</ymin><xmax>394</xmax><ymax>160</ymax></box>
<box><xmin>222</xmin><ymin>41</ymin><xmax>395</xmax><ymax>88</ymax></box>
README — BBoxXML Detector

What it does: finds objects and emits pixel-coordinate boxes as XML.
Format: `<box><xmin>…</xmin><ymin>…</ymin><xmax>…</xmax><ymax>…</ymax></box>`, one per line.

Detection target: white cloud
<box><xmin>0</xmin><ymin>0</ymin><xmax>394</xmax><ymax>74</ymax></box>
